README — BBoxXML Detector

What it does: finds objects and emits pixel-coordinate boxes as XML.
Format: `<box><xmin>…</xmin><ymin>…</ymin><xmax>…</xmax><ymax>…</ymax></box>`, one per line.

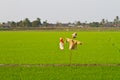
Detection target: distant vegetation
<box><xmin>0</xmin><ymin>16</ymin><xmax>120</xmax><ymax>28</ymax></box>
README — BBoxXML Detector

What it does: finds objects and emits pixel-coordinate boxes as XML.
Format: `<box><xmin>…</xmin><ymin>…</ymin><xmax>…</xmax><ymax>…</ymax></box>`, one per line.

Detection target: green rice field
<box><xmin>0</xmin><ymin>31</ymin><xmax>120</xmax><ymax>80</ymax></box>
<box><xmin>0</xmin><ymin>31</ymin><xmax>120</xmax><ymax>64</ymax></box>
<box><xmin>0</xmin><ymin>66</ymin><xmax>120</xmax><ymax>80</ymax></box>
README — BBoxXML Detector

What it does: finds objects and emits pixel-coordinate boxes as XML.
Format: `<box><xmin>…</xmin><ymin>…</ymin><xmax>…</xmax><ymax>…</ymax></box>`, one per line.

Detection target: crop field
<box><xmin>0</xmin><ymin>31</ymin><xmax>120</xmax><ymax>80</ymax></box>
<box><xmin>0</xmin><ymin>31</ymin><xmax>120</xmax><ymax>64</ymax></box>
<box><xmin>0</xmin><ymin>66</ymin><xmax>120</xmax><ymax>80</ymax></box>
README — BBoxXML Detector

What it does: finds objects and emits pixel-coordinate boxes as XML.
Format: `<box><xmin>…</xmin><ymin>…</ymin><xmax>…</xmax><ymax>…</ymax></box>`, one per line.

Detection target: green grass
<box><xmin>0</xmin><ymin>31</ymin><xmax>120</xmax><ymax>80</ymax></box>
<box><xmin>0</xmin><ymin>31</ymin><xmax>120</xmax><ymax>64</ymax></box>
<box><xmin>0</xmin><ymin>66</ymin><xmax>120</xmax><ymax>80</ymax></box>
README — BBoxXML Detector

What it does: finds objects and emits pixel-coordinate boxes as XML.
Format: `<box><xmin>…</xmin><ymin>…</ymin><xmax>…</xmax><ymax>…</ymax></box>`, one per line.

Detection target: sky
<box><xmin>0</xmin><ymin>0</ymin><xmax>120</xmax><ymax>23</ymax></box>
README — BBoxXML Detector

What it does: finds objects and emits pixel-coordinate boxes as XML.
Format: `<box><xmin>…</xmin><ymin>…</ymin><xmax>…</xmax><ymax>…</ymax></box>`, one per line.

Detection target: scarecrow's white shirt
<box><xmin>59</xmin><ymin>42</ymin><xmax>64</xmax><ymax>50</ymax></box>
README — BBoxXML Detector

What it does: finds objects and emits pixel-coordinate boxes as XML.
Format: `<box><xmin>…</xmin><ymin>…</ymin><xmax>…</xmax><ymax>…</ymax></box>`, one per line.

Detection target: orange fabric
<box><xmin>60</xmin><ymin>39</ymin><xmax>64</xmax><ymax>43</ymax></box>
<box><xmin>60</xmin><ymin>38</ymin><xmax>64</xmax><ymax>43</ymax></box>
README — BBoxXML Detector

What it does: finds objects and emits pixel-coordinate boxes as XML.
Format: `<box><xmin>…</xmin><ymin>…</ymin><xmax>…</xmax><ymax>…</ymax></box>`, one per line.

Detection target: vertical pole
<box><xmin>69</xmin><ymin>51</ymin><xmax>72</xmax><ymax>65</ymax></box>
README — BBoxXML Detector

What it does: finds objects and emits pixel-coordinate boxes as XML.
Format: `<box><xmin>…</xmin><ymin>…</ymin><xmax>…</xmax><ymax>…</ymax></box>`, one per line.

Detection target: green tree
<box><xmin>42</xmin><ymin>20</ymin><xmax>48</xmax><ymax>27</ymax></box>
<box><xmin>101</xmin><ymin>19</ymin><xmax>105</xmax><ymax>24</ymax></box>
<box><xmin>114</xmin><ymin>16</ymin><xmax>120</xmax><ymax>27</ymax></box>
<box><xmin>56</xmin><ymin>22</ymin><xmax>62</xmax><ymax>26</ymax></box>
<box><xmin>0</xmin><ymin>23</ymin><xmax>2</xmax><ymax>27</ymax></box>
<box><xmin>23</xmin><ymin>18</ymin><xmax>31</xmax><ymax>27</ymax></box>
<box><xmin>10</xmin><ymin>21</ymin><xmax>17</xmax><ymax>27</ymax></box>
<box><xmin>116</xmin><ymin>16</ymin><xmax>119</xmax><ymax>21</ymax></box>
<box><xmin>17</xmin><ymin>21</ymin><xmax>24</xmax><ymax>27</ymax></box>
<box><xmin>36</xmin><ymin>18</ymin><xmax>42</xmax><ymax>25</ymax></box>
<box><xmin>32</xmin><ymin>18</ymin><xmax>42</xmax><ymax>27</ymax></box>
<box><xmin>89</xmin><ymin>22</ymin><xmax>100</xmax><ymax>27</ymax></box>
<box><xmin>76</xmin><ymin>21</ymin><xmax>81</xmax><ymax>26</ymax></box>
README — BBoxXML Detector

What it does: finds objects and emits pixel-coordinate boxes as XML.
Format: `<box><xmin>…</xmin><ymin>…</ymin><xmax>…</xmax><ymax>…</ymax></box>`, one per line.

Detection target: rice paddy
<box><xmin>0</xmin><ymin>31</ymin><xmax>120</xmax><ymax>80</ymax></box>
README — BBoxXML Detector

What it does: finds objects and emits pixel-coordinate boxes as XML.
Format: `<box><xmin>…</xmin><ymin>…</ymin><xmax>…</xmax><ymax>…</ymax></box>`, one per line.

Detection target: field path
<box><xmin>0</xmin><ymin>64</ymin><xmax>120</xmax><ymax>67</ymax></box>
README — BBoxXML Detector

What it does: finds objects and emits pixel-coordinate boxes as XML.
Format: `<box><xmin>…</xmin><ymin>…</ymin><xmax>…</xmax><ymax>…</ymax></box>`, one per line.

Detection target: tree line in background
<box><xmin>0</xmin><ymin>16</ymin><xmax>120</xmax><ymax>28</ymax></box>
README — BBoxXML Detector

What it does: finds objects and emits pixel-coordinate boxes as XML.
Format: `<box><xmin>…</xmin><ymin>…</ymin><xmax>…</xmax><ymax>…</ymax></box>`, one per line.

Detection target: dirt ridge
<box><xmin>0</xmin><ymin>64</ymin><xmax>120</xmax><ymax>67</ymax></box>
